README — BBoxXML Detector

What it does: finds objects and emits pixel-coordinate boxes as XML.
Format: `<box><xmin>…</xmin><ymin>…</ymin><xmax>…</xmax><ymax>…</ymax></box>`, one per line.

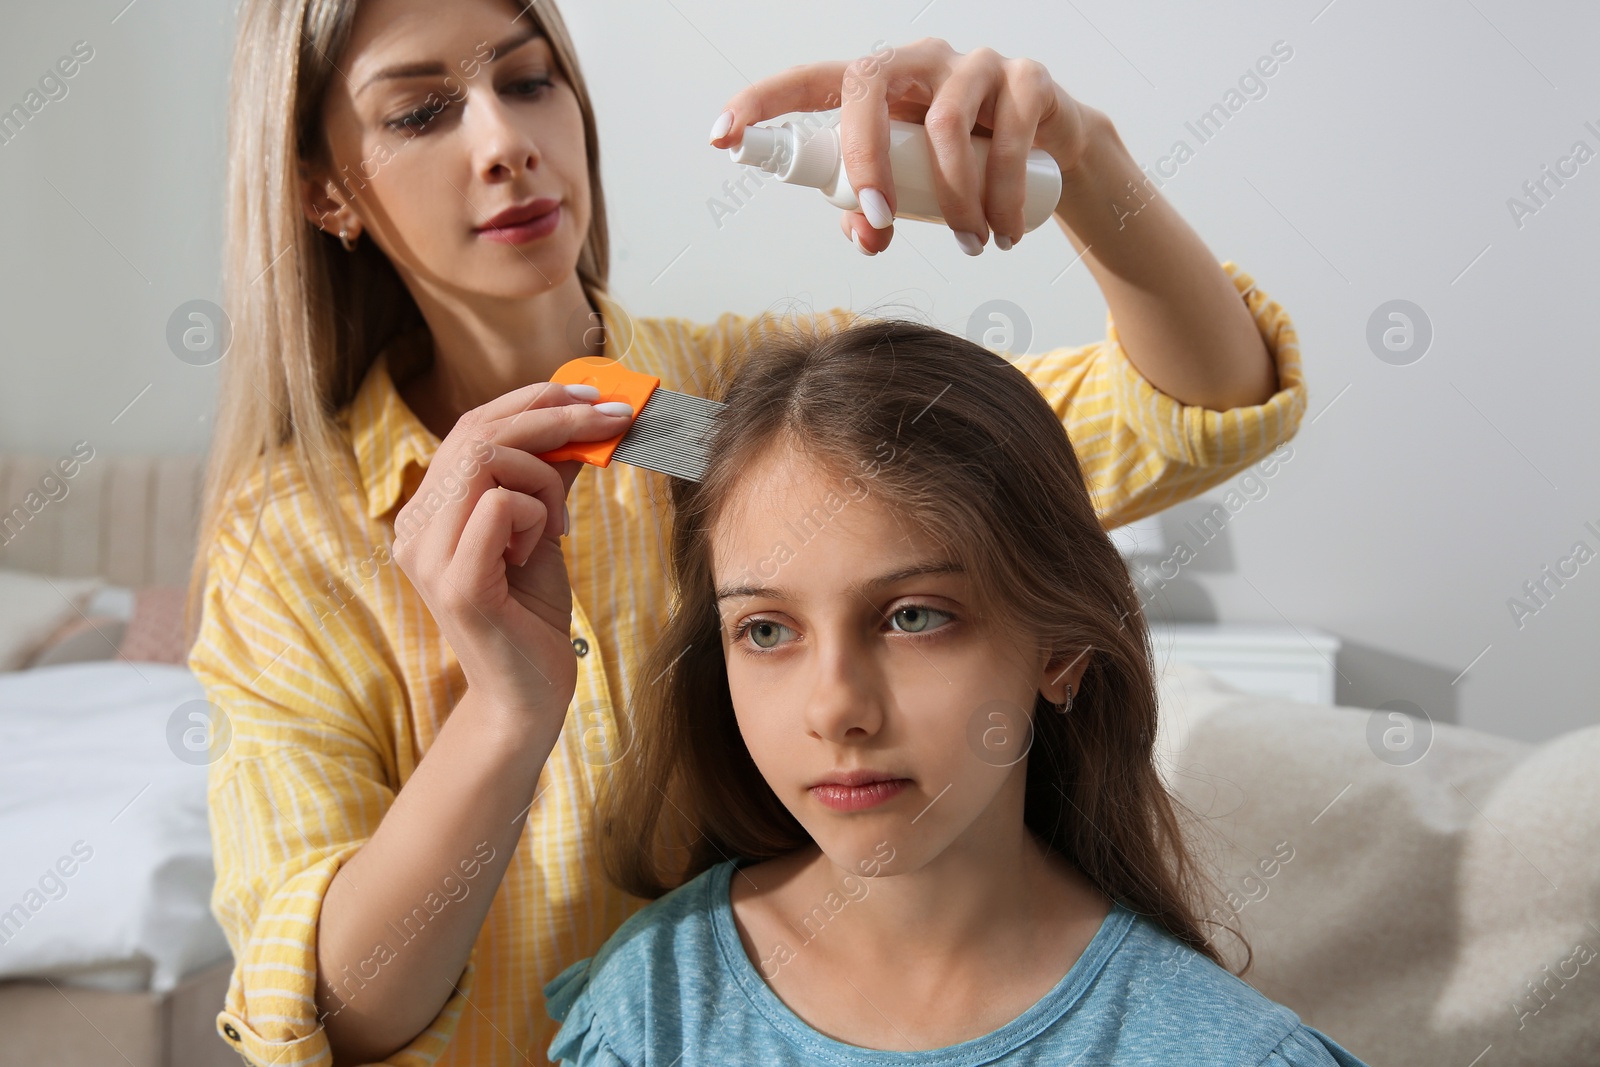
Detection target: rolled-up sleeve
<box><xmin>1012</xmin><ymin>259</ymin><xmax>1308</xmax><ymax>530</ymax></box>
<box><xmin>191</xmin><ymin>514</ymin><xmax>476</xmax><ymax>1066</ymax></box>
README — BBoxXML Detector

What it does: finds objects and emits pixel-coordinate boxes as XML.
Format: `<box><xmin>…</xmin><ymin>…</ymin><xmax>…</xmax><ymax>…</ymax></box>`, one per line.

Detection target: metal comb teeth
<box><xmin>610</xmin><ymin>386</ymin><xmax>727</xmax><ymax>482</ymax></box>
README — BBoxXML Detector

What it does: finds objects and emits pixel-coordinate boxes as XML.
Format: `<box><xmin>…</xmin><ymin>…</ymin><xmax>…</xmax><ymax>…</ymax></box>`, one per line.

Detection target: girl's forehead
<box><xmin>713</xmin><ymin>456</ymin><xmax>879</xmax><ymax>541</ymax></box>
<box><xmin>710</xmin><ymin>464</ymin><xmax>945</xmax><ymax>595</ymax></box>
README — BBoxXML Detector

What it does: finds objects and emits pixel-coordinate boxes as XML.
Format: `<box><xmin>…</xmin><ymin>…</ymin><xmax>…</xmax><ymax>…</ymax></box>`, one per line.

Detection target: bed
<box><xmin>0</xmin><ymin>454</ymin><xmax>237</xmax><ymax>1067</ymax></box>
<box><xmin>1</xmin><ymin>452</ymin><xmax>1595</xmax><ymax>1067</ymax></box>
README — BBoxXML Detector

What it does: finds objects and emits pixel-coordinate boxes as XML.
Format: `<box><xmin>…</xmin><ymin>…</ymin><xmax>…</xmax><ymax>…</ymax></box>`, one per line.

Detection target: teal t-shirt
<box><xmin>545</xmin><ymin>856</ymin><xmax>1370</xmax><ymax>1066</ymax></box>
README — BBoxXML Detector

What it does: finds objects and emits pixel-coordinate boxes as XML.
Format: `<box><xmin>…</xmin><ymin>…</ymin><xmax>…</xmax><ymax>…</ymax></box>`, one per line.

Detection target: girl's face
<box><xmin>712</xmin><ymin>448</ymin><xmax>1078</xmax><ymax>879</ymax></box>
<box><xmin>304</xmin><ymin>0</ymin><xmax>590</xmax><ymax>299</ymax></box>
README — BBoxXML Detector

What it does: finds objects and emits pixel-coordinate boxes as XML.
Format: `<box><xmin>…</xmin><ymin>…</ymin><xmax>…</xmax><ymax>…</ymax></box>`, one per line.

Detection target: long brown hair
<box><xmin>597</xmin><ymin>316</ymin><xmax>1250</xmax><ymax>974</ymax></box>
<box><xmin>187</xmin><ymin>0</ymin><xmax>610</xmax><ymax>627</ymax></box>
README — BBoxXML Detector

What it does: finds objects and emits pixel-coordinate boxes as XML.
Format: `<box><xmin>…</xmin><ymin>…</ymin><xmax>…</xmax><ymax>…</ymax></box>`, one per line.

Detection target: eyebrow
<box><xmin>714</xmin><ymin>559</ymin><xmax>966</xmax><ymax>605</ymax></box>
<box><xmin>357</xmin><ymin>30</ymin><xmax>544</xmax><ymax>97</ymax></box>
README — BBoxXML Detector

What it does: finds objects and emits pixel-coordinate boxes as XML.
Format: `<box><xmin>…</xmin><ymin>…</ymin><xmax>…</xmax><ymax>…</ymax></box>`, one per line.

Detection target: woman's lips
<box><xmin>809</xmin><ymin>779</ymin><xmax>911</xmax><ymax>812</ymax></box>
<box><xmin>476</xmin><ymin>204</ymin><xmax>560</xmax><ymax>244</ymax></box>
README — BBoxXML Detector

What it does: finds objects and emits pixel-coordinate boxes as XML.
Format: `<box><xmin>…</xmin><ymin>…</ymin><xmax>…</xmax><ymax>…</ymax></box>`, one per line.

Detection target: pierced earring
<box><xmin>1053</xmin><ymin>683</ymin><xmax>1074</xmax><ymax>714</ymax></box>
<box><xmin>338</xmin><ymin>227</ymin><xmax>358</xmax><ymax>252</ymax></box>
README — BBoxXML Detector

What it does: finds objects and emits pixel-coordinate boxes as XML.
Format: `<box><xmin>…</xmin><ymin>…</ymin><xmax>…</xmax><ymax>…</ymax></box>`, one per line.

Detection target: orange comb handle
<box><xmin>536</xmin><ymin>356</ymin><xmax>660</xmax><ymax>468</ymax></box>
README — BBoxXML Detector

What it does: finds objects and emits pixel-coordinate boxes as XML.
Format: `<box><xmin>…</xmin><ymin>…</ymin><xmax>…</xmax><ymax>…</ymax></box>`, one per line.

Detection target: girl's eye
<box><xmin>890</xmin><ymin>605</ymin><xmax>951</xmax><ymax>634</ymax></box>
<box><xmin>730</xmin><ymin>604</ymin><xmax>952</xmax><ymax>656</ymax></box>
<box><xmin>515</xmin><ymin>76</ymin><xmax>555</xmax><ymax>98</ymax></box>
<box><xmin>732</xmin><ymin>618</ymin><xmax>793</xmax><ymax>652</ymax></box>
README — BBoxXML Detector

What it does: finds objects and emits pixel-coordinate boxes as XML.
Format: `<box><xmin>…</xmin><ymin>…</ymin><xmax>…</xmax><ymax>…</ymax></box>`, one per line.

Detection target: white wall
<box><xmin>2</xmin><ymin>0</ymin><xmax>1595</xmax><ymax>742</ymax></box>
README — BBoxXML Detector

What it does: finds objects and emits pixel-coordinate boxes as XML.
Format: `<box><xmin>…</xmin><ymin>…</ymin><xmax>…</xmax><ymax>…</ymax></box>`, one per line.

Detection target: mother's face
<box><xmin>303</xmin><ymin>0</ymin><xmax>590</xmax><ymax>300</ymax></box>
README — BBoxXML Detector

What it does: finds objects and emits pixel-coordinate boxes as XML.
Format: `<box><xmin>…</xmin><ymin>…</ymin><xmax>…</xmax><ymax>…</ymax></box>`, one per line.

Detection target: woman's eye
<box><xmin>387</xmin><ymin>104</ymin><xmax>441</xmax><ymax>133</ymax></box>
<box><xmin>890</xmin><ymin>606</ymin><xmax>951</xmax><ymax>634</ymax></box>
<box><xmin>384</xmin><ymin>77</ymin><xmax>552</xmax><ymax>133</ymax></box>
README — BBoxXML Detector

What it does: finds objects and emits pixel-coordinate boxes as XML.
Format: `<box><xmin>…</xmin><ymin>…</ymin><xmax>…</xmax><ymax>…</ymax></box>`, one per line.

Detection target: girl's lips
<box><xmin>809</xmin><ymin>779</ymin><xmax>911</xmax><ymax>812</ymax></box>
<box><xmin>476</xmin><ymin>204</ymin><xmax>560</xmax><ymax>244</ymax></box>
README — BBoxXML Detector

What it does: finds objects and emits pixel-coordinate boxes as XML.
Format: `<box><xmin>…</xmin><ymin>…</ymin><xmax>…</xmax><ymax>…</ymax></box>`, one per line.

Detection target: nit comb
<box><xmin>535</xmin><ymin>356</ymin><xmax>726</xmax><ymax>482</ymax></box>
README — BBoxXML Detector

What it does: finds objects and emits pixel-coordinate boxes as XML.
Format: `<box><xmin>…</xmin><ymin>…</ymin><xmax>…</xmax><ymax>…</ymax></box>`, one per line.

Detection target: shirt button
<box><xmin>572</xmin><ymin>637</ymin><xmax>589</xmax><ymax>657</ymax></box>
<box><xmin>223</xmin><ymin>1023</ymin><xmax>241</xmax><ymax>1041</ymax></box>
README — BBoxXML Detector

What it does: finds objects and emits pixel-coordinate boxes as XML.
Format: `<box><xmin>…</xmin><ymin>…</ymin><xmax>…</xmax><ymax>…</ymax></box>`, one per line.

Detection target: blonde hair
<box><xmin>187</xmin><ymin>0</ymin><xmax>611</xmax><ymax>628</ymax></box>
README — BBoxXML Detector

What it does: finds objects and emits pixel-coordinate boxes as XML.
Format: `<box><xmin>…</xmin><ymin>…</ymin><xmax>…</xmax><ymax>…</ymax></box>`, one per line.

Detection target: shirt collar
<box><xmin>347</xmin><ymin>289</ymin><xmax>635</xmax><ymax>521</ymax></box>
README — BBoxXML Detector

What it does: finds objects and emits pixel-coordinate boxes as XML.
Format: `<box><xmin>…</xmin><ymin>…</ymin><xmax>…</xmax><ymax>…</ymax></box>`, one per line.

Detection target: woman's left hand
<box><xmin>708</xmin><ymin>37</ymin><xmax>1096</xmax><ymax>256</ymax></box>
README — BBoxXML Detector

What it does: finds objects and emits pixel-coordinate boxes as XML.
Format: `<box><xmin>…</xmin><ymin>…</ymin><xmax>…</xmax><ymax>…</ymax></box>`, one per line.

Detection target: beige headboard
<box><xmin>0</xmin><ymin>454</ymin><xmax>204</xmax><ymax>587</ymax></box>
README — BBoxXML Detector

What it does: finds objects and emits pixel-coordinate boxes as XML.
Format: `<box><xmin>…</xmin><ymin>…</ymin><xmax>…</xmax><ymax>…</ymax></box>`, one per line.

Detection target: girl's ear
<box><xmin>1039</xmin><ymin>646</ymin><xmax>1092</xmax><ymax>704</ymax></box>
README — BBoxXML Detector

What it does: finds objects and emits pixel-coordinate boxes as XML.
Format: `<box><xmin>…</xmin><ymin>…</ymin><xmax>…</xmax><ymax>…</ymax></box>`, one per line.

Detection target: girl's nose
<box><xmin>803</xmin><ymin>643</ymin><xmax>887</xmax><ymax>742</ymax></box>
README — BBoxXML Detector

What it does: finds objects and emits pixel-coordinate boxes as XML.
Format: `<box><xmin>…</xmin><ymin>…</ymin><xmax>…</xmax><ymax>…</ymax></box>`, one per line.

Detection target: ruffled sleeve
<box><xmin>1260</xmin><ymin>1024</ymin><xmax>1373</xmax><ymax>1067</ymax></box>
<box><xmin>544</xmin><ymin>957</ymin><xmax>635</xmax><ymax>1067</ymax></box>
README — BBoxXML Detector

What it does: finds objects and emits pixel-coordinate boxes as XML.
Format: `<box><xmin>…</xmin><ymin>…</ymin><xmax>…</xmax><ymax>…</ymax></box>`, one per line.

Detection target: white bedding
<box><xmin>0</xmin><ymin>662</ymin><xmax>229</xmax><ymax>992</ymax></box>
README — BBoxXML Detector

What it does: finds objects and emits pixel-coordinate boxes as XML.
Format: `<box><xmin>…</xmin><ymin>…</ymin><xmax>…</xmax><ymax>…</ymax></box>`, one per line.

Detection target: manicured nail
<box><xmin>564</xmin><ymin>383</ymin><xmax>601</xmax><ymax>400</ymax></box>
<box><xmin>954</xmin><ymin>230</ymin><xmax>984</xmax><ymax>256</ymax></box>
<box><xmin>708</xmin><ymin>109</ymin><xmax>734</xmax><ymax>143</ymax></box>
<box><xmin>594</xmin><ymin>401</ymin><xmax>633</xmax><ymax>417</ymax></box>
<box><xmin>994</xmin><ymin>233</ymin><xmax>1015</xmax><ymax>251</ymax></box>
<box><xmin>852</xmin><ymin>229</ymin><xmax>876</xmax><ymax>256</ymax></box>
<box><xmin>858</xmin><ymin>187</ymin><xmax>893</xmax><ymax>230</ymax></box>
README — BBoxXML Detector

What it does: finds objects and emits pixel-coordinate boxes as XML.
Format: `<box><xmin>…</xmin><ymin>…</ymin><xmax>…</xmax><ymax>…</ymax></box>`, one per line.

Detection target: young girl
<box><xmin>544</xmin><ymin>318</ymin><xmax>1365</xmax><ymax>1066</ymax></box>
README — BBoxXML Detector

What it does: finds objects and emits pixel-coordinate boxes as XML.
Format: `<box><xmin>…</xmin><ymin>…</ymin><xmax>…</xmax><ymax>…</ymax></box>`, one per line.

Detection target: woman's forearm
<box><xmin>1044</xmin><ymin>106</ymin><xmax>1278</xmax><ymax>412</ymax></box>
<box><xmin>314</xmin><ymin>687</ymin><xmax>559</xmax><ymax>1065</ymax></box>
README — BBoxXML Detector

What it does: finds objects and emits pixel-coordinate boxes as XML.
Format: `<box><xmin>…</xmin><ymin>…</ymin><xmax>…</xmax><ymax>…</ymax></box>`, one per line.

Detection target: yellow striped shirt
<box><xmin>192</xmin><ymin>259</ymin><xmax>1305</xmax><ymax>1066</ymax></box>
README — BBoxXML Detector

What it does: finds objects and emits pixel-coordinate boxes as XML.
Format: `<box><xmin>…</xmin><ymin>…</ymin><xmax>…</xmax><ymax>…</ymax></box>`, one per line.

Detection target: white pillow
<box><xmin>0</xmin><ymin>568</ymin><xmax>102</xmax><ymax>670</ymax></box>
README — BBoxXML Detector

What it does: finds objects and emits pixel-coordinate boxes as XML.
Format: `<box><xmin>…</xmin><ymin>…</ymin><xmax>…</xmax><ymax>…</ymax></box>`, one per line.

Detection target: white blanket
<box><xmin>1155</xmin><ymin>661</ymin><xmax>1600</xmax><ymax>1067</ymax></box>
<box><xmin>0</xmin><ymin>662</ymin><xmax>230</xmax><ymax>992</ymax></box>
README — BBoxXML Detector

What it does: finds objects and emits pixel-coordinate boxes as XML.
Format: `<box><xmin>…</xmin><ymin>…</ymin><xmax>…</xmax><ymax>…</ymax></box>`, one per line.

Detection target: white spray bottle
<box><xmin>727</xmin><ymin>117</ymin><xmax>1063</xmax><ymax>240</ymax></box>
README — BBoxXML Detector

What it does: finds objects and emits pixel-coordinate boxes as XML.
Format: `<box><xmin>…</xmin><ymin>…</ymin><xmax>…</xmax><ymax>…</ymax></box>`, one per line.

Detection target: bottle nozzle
<box><xmin>727</xmin><ymin>124</ymin><xmax>791</xmax><ymax>173</ymax></box>
<box><xmin>725</xmin><ymin>120</ymin><xmax>840</xmax><ymax>192</ymax></box>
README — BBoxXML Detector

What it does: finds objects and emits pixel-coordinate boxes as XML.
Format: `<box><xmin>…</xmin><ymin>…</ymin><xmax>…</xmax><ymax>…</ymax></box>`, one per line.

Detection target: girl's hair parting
<box><xmin>596</xmin><ymin>314</ymin><xmax>1251</xmax><ymax>975</ymax></box>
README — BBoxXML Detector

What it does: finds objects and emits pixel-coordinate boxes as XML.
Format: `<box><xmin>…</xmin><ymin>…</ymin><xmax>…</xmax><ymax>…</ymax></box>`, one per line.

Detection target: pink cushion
<box><xmin>115</xmin><ymin>587</ymin><xmax>191</xmax><ymax>665</ymax></box>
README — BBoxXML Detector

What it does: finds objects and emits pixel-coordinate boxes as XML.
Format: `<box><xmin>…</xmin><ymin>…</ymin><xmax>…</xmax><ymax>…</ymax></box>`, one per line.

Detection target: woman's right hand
<box><xmin>389</xmin><ymin>381</ymin><xmax>633</xmax><ymax>733</ymax></box>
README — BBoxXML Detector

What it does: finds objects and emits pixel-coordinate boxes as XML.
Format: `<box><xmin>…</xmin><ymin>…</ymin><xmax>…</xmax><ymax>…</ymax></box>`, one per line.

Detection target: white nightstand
<box><xmin>1147</xmin><ymin>622</ymin><xmax>1342</xmax><ymax>704</ymax></box>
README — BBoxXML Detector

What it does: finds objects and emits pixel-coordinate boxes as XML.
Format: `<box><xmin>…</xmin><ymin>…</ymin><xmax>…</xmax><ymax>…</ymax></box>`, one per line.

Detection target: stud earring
<box><xmin>338</xmin><ymin>227</ymin><xmax>358</xmax><ymax>252</ymax></box>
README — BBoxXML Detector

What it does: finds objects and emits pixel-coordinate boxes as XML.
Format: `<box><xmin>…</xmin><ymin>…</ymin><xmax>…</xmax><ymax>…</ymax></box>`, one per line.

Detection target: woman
<box><xmin>189</xmin><ymin>0</ymin><xmax>1306</xmax><ymax>1064</ymax></box>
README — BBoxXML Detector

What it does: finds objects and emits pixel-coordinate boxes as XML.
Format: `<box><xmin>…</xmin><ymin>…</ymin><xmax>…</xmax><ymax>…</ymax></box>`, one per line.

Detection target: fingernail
<box><xmin>594</xmin><ymin>401</ymin><xmax>633</xmax><ymax>417</ymax></box>
<box><xmin>564</xmin><ymin>383</ymin><xmax>601</xmax><ymax>400</ymax></box>
<box><xmin>563</xmin><ymin>501</ymin><xmax>572</xmax><ymax>537</ymax></box>
<box><xmin>708</xmin><ymin>109</ymin><xmax>734</xmax><ymax>143</ymax></box>
<box><xmin>954</xmin><ymin>230</ymin><xmax>985</xmax><ymax>256</ymax></box>
<box><xmin>852</xmin><ymin>229</ymin><xmax>876</xmax><ymax>256</ymax></box>
<box><xmin>858</xmin><ymin>187</ymin><xmax>893</xmax><ymax>230</ymax></box>
<box><xmin>994</xmin><ymin>233</ymin><xmax>1014</xmax><ymax>252</ymax></box>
